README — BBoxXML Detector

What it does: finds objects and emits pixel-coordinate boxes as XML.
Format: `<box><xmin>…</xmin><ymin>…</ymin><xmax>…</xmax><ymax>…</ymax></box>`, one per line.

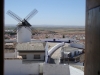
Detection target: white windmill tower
<box><xmin>7</xmin><ymin>9</ymin><xmax>38</xmax><ymax>43</ymax></box>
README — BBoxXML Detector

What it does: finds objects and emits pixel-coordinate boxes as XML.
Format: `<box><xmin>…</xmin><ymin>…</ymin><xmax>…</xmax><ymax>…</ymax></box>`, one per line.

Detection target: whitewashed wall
<box><xmin>43</xmin><ymin>64</ymin><xmax>70</xmax><ymax>75</ymax></box>
<box><xmin>19</xmin><ymin>53</ymin><xmax>45</xmax><ymax>61</ymax></box>
<box><xmin>4</xmin><ymin>60</ymin><xmax>83</xmax><ymax>75</ymax></box>
<box><xmin>17</xmin><ymin>27</ymin><xmax>32</xmax><ymax>43</ymax></box>
<box><xmin>4</xmin><ymin>53</ymin><xmax>16</xmax><ymax>58</ymax></box>
<box><xmin>4</xmin><ymin>60</ymin><xmax>40</xmax><ymax>75</ymax></box>
<box><xmin>70</xmin><ymin>42</ymin><xmax>85</xmax><ymax>49</ymax></box>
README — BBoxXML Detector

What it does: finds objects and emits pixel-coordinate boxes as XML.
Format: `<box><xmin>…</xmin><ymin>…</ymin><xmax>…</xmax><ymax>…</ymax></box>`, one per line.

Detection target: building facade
<box><xmin>16</xmin><ymin>42</ymin><xmax>45</xmax><ymax>61</ymax></box>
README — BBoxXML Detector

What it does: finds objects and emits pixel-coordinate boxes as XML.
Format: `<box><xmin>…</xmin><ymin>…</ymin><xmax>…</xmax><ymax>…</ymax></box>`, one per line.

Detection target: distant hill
<box><xmin>5</xmin><ymin>24</ymin><xmax>85</xmax><ymax>29</ymax></box>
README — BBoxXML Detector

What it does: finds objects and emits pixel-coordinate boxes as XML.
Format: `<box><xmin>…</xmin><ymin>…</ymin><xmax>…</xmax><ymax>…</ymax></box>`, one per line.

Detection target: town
<box><xmin>4</xmin><ymin>25</ymin><xmax>85</xmax><ymax>75</ymax></box>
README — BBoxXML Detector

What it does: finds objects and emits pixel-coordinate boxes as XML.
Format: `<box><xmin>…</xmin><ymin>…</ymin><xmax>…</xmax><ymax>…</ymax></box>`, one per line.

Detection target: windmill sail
<box><xmin>25</xmin><ymin>9</ymin><xmax>38</xmax><ymax>21</ymax></box>
<box><xmin>7</xmin><ymin>10</ymin><xmax>22</xmax><ymax>22</ymax></box>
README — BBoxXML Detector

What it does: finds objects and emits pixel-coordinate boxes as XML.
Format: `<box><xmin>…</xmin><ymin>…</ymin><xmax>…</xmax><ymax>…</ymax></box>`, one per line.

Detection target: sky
<box><xmin>4</xmin><ymin>0</ymin><xmax>86</xmax><ymax>26</ymax></box>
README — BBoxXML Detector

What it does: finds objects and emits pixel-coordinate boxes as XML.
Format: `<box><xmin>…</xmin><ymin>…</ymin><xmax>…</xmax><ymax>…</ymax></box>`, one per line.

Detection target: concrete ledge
<box><xmin>43</xmin><ymin>64</ymin><xmax>70</xmax><ymax>75</ymax></box>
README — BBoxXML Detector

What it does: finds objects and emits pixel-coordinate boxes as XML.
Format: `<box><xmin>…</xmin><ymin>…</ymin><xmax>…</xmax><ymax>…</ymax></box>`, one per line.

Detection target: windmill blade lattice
<box><xmin>32</xmin><ymin>27</ymin><xmax>38</xmax><ymax>34</ymax></box>
<box><xmin>25</xmin><ymin>27</ymin><xmax>32</xmax><ymax>32</ymax></box>
<box><xmin>7</xmin><ymin>10</ymin><xmax>22</xmax><ymax>22</ymax></box>
<box><xmin>13</xmin><ymin>27</ymin><xmax>17</xmax><ymax>32</ymax></box>
<box><xmin>25</xmin><ymin>9</ymin><xmax>38</xmax><ymax>21</ymax></box>
<box><xmin>13</xmin><ymin>27</ymin><xmax>22</xmax><ymax>33</ymax></box>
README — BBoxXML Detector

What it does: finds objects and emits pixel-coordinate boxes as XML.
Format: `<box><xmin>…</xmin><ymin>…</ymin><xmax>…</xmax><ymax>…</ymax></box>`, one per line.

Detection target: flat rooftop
<box><xmin>62</xmin><ymin>47</ymin><xmax>83</xmax><ymax>52</ymax></box>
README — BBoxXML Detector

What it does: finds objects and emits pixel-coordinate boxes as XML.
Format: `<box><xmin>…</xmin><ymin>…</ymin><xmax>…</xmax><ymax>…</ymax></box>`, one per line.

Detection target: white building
<box><xmin>60</xmin><ymin>46</ymin><xmax>83</xmax><ymax>62</ymax></box>
<box><xmin>4</xmin><ymin>43</ymin><xmax>16</xmax><ymax>58</ymax></box>
<box><xmin>16</xmin><ymin>42</ymin><xmax>45</xmax><ymax>61</ymax></box>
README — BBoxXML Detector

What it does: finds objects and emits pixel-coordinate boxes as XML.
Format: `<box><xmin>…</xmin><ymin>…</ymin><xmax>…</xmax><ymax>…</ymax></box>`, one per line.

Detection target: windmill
<box><xmin>7</xmin><ymin>9</ymin><xmax>38</xmax><ymax>43</ymax></box>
